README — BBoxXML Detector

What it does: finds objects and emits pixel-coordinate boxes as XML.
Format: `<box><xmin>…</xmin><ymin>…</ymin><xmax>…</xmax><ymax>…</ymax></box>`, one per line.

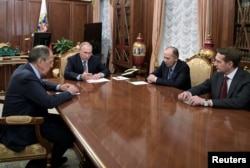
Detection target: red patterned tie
<box><xmin>220</xmin><ymin>76</ymin><xmax>229</xmax><ymax>99</ymax></box>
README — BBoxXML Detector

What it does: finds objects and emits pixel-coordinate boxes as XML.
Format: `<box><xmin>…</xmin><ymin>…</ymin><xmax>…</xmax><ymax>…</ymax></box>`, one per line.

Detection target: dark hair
<box><xmin>216</xmin><ymin>47</ymin><xmax>242</xmax><ymax>67</ymax></box>
<box><xmin>28</xmin><ymin>45</ymin><xmax>51</xmax><ymax>63</ymax></box>
<box><xmin>166</xmin><ymin>46</ymin><xmax>179</xmax><ymax>58</ymax></box>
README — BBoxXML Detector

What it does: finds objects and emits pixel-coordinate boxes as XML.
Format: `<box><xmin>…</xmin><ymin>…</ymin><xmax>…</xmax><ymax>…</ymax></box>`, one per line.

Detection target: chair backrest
<box><xmin>59</xmin><ymin>47</ymin><xmax>79</xmax><ymax>78</ymax></box>
<box><xmin>186</xmin><ymin>55</ymin><xmax>213</xmax><ymax>87</ymax></box>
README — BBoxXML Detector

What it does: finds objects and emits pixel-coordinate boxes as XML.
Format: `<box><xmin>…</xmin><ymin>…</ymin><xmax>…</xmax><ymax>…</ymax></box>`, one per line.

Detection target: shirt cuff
<box><xmin>100</xmin><ymin>73</ymin><xmax>104</xmax><ymax>78</ymax></box>
<box><xmin>77</xmin><ymin>74</ymin><xmax>82</xmax><ymax>80</ymax></box>
<box><xmin>56</xmin><ymin>84</ymin><xmax>60</xmax><ymax>91</ymax></box>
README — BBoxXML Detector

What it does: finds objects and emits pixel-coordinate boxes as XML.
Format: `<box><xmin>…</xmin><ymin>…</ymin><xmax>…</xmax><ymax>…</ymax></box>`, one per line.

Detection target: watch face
<box><xmin>204</xmin><ymin>101</ymin><xmax>208</xmax><ymax>106</ymax></box>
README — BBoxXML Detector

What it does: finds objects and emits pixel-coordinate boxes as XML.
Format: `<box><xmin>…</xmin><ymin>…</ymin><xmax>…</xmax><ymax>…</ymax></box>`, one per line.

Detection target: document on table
<box><xmin>112</xmin><ymin>76</ymin><xmax>129</xmax><ymax>80</ymax></box>
<box><xmin>86</xmin><ymin>78</ymin><xmax>110</xmax><ymax>83</ymax></box>
<box><xmin>129</xmin><ymin>81</ymin><xmax>148</xmax><ymax>85</ymax></box>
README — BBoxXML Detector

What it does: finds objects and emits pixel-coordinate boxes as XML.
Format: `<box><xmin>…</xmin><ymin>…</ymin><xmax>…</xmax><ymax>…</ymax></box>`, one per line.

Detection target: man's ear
<box><xmin>228</xmin><ymin>61</ymin><xmax>233</xmax><ymax>67</ymax></box>
<box><xmin>37</xmin><ymin>58</ymin><xmax>44</xmax><ymax>66</ymax></box>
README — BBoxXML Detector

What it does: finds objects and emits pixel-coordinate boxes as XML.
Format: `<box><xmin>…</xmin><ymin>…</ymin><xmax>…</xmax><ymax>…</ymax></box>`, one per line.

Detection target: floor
<box><xmin>0</xmin><ymin>101</ymin><xmax>80</xmax><ymax>168</ymax></box>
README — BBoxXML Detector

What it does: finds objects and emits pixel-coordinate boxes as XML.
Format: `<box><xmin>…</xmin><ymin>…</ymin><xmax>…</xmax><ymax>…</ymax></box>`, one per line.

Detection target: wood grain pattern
<box><xmin>51</xmin><ymin>77</ymin><xmax>250</xmax><ymax>168</ymax></box>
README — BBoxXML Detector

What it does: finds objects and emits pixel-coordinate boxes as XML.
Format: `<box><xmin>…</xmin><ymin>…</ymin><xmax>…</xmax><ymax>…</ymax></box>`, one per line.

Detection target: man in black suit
<box><xmin>64</xmin><ymin>42</ymin><xmax>110</xmax><ymax>80</ymax></box>
<box><xmin>178</xmin><ymin>47</ymin><xmax>250</xmax><ymax>111</ymax></box>
<box><xmin>146</xmin><ymin>46</ymin><xmax>191</xmax><ymax>90</ymax></box>
<box><xmin>0</xmin><ymin>45</ymin><xmax>80</xmax><ymax>167</ymax></box>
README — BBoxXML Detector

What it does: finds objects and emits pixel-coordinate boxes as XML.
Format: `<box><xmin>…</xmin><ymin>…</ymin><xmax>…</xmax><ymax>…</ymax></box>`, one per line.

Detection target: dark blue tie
<box><xmin>168</xmin><ymin>68</ymin><xmax>173</xmax><ymax>79</ymax></box>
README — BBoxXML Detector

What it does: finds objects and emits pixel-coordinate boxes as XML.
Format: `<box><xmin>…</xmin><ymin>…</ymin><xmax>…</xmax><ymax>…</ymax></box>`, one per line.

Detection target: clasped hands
<box><xmin>178</xmin><ymin>91</ymin><xmax>205</xmax><ymax>106</ymax></box>
<box><xmin>60</xmin><ymin>83</ymin><xmax>79</xmax><ymax>95</ymax></box>
<box><xmin>81</xmin><ymin>72</ymin><xmax>102</xmax><ymax>80</ymax></box>
<box><xmin>147</xmin><ymin>74</ymin><xmax>157</xmax><ymax>83</ymax></box>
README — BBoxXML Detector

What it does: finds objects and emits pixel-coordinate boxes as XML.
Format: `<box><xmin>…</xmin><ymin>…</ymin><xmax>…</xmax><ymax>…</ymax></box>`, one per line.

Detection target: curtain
<box><xmin>149</xmin><ymin>0</ymin><xmax>166</xmax><ymax>73</ymax></box>
<box><xmin>158</xmin><ymin>0</ymin><xmax>199</xmax><ymax>63</ymax></box>
<box><xmin>92</xmin><ymin>0</ymin><xmax>101</xmax><ymax>22</ymax></box>
<box><xmin>197</xmin><ymin>0</ymin><xmax>211</xmax><ymax>49</ymax></box>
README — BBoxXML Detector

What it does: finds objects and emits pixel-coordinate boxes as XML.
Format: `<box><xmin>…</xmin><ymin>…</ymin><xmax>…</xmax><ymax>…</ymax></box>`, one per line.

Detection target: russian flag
<box><xmin>37</xmin><ymin>0</ymin><xmax>49</xmax><ymax>32</ymax></box>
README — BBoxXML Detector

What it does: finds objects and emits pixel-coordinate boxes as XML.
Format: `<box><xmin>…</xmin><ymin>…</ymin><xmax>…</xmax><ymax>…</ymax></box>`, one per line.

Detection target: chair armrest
<box><xmin>0</xmin><ymin>116</ymin><xmax>52</xmax><ymax>154</ymax></box>
<box><xmin>0</xmin><ymin>116</ymin><xmax>43</xmax><ymax>125</ymax></box>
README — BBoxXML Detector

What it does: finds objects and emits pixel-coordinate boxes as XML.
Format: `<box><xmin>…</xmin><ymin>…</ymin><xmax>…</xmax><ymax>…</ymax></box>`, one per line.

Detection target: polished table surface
<box><xmin>50</xmin><ymin>77</ymin><xmax>250</xmax><ymax>168</ymax></box>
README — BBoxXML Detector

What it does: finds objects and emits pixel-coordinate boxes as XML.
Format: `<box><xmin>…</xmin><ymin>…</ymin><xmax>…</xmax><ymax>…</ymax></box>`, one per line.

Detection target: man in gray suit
<box><xmin>178</xmin><ymin>47</ymin><xmax>250</xmax><ymax>111</ymax></box>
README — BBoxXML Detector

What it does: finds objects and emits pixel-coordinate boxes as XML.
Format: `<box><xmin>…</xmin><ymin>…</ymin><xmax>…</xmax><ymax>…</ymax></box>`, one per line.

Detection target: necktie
<box><xmin>168</xmin><ymin>68</ymin><xmax>173</xmax><ymax>79</ymax></box>
<box><xmin>82</xmin><ymin>61</ymin><xmax>87</xmax><ymax>72</ymax></box>
<box><xmin>220</xmin><ymin>76</ymin><xmax>229</xmax><ymax>98</ymax></box>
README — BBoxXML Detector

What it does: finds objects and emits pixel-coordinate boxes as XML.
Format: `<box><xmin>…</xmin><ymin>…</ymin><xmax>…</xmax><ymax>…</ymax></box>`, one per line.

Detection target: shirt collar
<box><xmin>170</xmin><ymin>62</ymin><xmax>177</xmax><ymax>71</ymax></box>
<box><xmin>226</xmin><ymin>67</ymin><xmax>238</xmax><ymax>80</ymax></box>
<box><xmin>29</xmin><ymin>63</ymin><xmax>41</xmax><ymax>79</ymax></box>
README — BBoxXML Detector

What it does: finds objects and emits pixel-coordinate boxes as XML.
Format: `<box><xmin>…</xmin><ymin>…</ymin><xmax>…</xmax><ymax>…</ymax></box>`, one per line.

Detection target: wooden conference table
<box><xmin>50</xmin><ymin>76</ymin><xmax>250</xmax><ymax>168</ymax></box>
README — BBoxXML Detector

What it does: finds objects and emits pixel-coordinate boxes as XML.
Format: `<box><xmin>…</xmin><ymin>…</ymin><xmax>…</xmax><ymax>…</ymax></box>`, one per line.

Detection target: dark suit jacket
<box><xmin>149</xmin><ymin>60</ymin><xmax>191</xmax><ymax>90</ymax></box>
<box><xmin>0</xmin><ymin>63</ymin><xmax>73</xmax><ymax>152</ymax></box>
<box><xmin>188</xmin><ymin>68</ymin><xmax>250</xmax><ymax>110</ymax></box>
<box><xmin>64</xmin><ymin>54</ymin><xmax>110</xmax><ymax>80</ymax></box>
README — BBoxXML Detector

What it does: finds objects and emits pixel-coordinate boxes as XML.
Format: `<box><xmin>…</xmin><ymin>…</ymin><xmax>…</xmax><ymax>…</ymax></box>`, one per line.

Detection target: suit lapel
<box><xmin>227</xmin><ymin>69</ymin><xmax>241</xmax><ymax>97</ymax></box>
<box><xmin>215</xmin><ymin>74</ymin><xmax>224</xmax><ymax>98</ymax></box>
<box><xmin>77</xmin><ymin>55</ymin><xmax>84</xmax><ymax>73</ymax></box>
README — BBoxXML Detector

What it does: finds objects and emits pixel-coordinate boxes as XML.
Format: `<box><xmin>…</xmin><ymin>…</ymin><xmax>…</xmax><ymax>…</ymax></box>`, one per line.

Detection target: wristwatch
<box><xmin>203</xmin><ymin>100</ymin><xmax>209</xmax><ymax>107</ymax></box>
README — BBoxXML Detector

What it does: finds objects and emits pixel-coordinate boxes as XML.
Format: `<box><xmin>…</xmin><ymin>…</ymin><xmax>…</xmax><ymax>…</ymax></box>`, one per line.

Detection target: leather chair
<box><xmin>0</xmin><ymin>100</ymin><xmax>52</xmax><ymax>168</ymax></box>
<box><xmin>186</xmin><ymin>55</ymin><xmax>214</xmax><ymax>87</ymax></box>
<box><xmin>52</xmin><ymin>45</ymin><xmax>80</xmax><ymax>78</ymax></box>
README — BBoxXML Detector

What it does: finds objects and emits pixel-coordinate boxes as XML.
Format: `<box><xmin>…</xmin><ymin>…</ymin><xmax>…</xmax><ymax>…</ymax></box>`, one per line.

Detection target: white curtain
<box><xmin>158</xmin><ymin>0</ymin><xmax>199</xmax><ymax>63</ymax></box>
<box><xmin>100</xmin><ymin>0</ymin><xmax>112</xmax><ymax>64</ymax></box>
<box><xmin>101</xmin><ymin>0</ymin><xmax>200</xmax><ymax>67</ymax></box>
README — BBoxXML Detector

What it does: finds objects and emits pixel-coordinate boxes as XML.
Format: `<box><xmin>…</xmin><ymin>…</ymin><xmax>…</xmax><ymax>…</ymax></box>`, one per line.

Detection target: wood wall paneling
<box><xmin>72</xmin><ymin>2</ymin><xmax>92</xmax><ymax>44</ymax></box>
<box><xmin>0</xmin><ymin>0</ymin><xmax>93</xmax><ymax>53</ymax></box>
<box><xmin>49</xmin><ymin>2</ymin><xmax>72</xmax><ymax>43</ymax></box>
<box><xmin>0</xmin><ymin>0</ymin><xmax>10</xmax><ymax>43</ymax></box>
<box><xmin>211</xmin><ymin>0</ymin><xmax>235</xmax><ymax>48</ymax></box>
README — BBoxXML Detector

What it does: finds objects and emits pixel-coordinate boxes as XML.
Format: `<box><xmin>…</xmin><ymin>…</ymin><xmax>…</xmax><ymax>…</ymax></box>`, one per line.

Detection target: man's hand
<box><xmin>60</xmin><ymin>83</ymin><xmax>74</xmax><ymax>91</ymax></box>
<box><xmin>67</xmin><ymin>85</ymin><xmax>80</xmax><ymax>95</ymax></box>
<box><xmin>178</xmin><ymin>91</ymin><xmax>192</xmax><ymax>101</ymax></box>
<box><xmin>81</xmin><ymin>72</ymin><xmax>93</xmax><ymax>80</ymax></box>
<box><xmin>92</xmin><ymin>73</ymin><xmax>103</xmax><ymax>80</ymax></box>
<box><xmin>187</xmin><ymin>96</ymin><xmax>205</xmax><ymax>106</ymax></box>
<box><xmin>147</xmin><ymin>74</ymin><xmax>157</xmax><ymax>83</ymax></box>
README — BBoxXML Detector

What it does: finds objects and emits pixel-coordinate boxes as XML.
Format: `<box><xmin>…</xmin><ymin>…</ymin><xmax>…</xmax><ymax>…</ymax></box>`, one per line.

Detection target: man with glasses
<box><xmin>146</xmin><ymin>46</ymin><xmax>191</xmax><ymax>90</ymax></box>
<box><xmin>0</xmin><ymin>45</ymin><xmax>80</xmax><ymax>168</ymax></box>
<box><xmin>64</xmin><ymin>41</ymin><xmax>110</xmax><ymax>80</ymax></box>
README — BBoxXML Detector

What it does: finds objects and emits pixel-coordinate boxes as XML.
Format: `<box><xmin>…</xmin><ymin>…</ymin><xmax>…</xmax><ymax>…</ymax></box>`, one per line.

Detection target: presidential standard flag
<box><xmin>37</xmin><ymin>0</ymin><xmax>49</xmax><ymax>32</ymax></box>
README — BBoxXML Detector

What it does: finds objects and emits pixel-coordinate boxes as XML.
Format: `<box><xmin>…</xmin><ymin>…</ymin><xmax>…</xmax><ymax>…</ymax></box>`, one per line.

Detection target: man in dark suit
<box><xmin>146</xmin><ymin>46</ymin><xmax>191</xmax><ymax>90</ymax></box>
<box><xmin>178</xmin><ymin>47</ymin><xmax>250</xmax><ymax>111</ymax></box>
<box><xmin>64</xmin><ymin>42</ymin><xmax>110</xmax><ymax>80</ymax></box>
<box><xmin>0</xmin><ymin>45</ymin><xmax>80</xmax><ymax>168</ymax></box>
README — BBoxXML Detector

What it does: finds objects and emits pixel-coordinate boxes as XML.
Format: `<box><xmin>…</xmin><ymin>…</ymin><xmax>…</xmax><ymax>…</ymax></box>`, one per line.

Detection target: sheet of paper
<box><xmin>183</xmin><ymin>100</ymin><xmax>190</xmax><ymax>105</ymax></box>
<box><xmin>112</xmin><ymin>76</ymin><xmax>129</xmax><ymax>80</ymax></box>
<box><xmin>129</xmin><ymin>81</ymin><xmax>148</xmax><ymax>85</ymax></box>
<box><xmin>86</xmin><ymin>78</ymin><xmax>110</xmax><ymax>83</ymax></box>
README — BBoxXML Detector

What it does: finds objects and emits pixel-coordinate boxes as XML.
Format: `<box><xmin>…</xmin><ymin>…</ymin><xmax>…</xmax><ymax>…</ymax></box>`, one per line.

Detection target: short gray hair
<box><xmin>28</xmin><ymin>45</ymin><xmax>50</xmax><ymax>63</ymax></box>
